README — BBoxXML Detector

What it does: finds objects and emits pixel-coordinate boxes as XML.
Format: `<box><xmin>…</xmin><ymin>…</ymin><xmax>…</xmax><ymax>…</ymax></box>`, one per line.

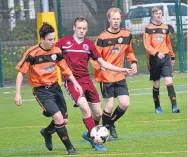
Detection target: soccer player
<box><xmin>91</xmin><ymin>8</ymin><xmax>138</xmax><ymax>139</ymax></box>
<box><xmin>55</xmin><ymin>17</ymin><xmax>132</xmax><ymax>151</ymax></box>
<box><xmin>14</xmin><ymin>23</ymin><xmax>83</xmax><ymax>155</ymax></box>
<box><xmin>143</xmin><ymin>6</ymin><xmax>180</xmax><ymax>113</ymax></box>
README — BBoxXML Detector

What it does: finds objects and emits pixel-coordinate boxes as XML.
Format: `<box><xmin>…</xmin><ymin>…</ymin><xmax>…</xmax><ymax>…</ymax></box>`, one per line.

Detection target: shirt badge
<box><xmin>111</xmin><ymin>47</ymin><xmax>120</xmax><ymax>54</ymax></box>
<box><xmin>67</xmin><ymin>41</ymin><xmax>71</xmax><ymax>45</ymax></box>
<box><xmin>162</xmin><ymin>29</ymin><xmax>166</xmax><ymax>34</ymax></box>
<box><xmin>108</xmin><ymin>40</ymin><xmax>112</xmax><ymax>45</ymax></box>
<box><xmin>83</xmin><ymin>44</ymin><xmax>89</xmax><ymax>51</ymax></box>
<box><xmin>118</xmin><ymin>37</ymin><xmax>123</xmax><ymax>43</ymax></box>
<box><xmin>51</xmin><ymin>54</ymin><xmax>57</xmax><ymax>61</ymax></box>
<box><xmin>39</xmin><ymin>57</ymin><xmax>43</xmax><ymax>61</ymax></box>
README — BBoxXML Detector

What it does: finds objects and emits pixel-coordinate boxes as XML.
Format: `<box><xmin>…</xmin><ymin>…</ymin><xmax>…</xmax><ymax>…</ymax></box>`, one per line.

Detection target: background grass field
<box><xmin>0</xmin><ymin>73</ymin><xmax>187</xmax><ymax>157</ymax></box>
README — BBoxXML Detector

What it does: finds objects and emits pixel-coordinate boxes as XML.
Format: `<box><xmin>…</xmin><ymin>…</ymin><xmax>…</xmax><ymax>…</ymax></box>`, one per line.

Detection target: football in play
<box><xmin>90</xmin><ymin>125</ymin><xmax>109</xmax><ymax>144</ymax></box>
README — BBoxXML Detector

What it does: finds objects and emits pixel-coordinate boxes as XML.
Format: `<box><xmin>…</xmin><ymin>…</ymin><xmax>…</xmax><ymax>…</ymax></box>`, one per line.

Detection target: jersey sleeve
<box><xmin>16</xmin><ymin>49</ymin><xmax>32</xmax><ymax>74</ymax></box>
<box><xmin>90</xmin><ymin>42</ymin><xmax>101</xmax><ymax>60</ymax></box>
<box><xmin>90</xmin><ymin>41</ymin><xmax>101</xmax><ymax>70</ymax></box>
<box><xmin>95</xmin><ymin>36</ymin><xmax>103</xmax><ymax>55</ymax></box>
<box><xmin>166</xmin><ymin>33</ymin><xmax>175</xmax><ymax>59</ymax></box>
<box><xmin>143</xmin><ymin>28</ymin><xmax>158</xmax><ymax>56</ymax></box>
<box><xmin>125</xmin><ymin>34</ymin><xmax>138</xmax><ymax>64</ymax></box>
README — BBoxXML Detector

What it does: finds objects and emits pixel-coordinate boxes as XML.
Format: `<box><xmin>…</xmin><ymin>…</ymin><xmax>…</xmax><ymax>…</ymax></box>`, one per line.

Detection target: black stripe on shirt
<box><xmin>96</xmin><ymin>34</ymin><xmax>132</xmax><ymax>47</ymax></box>
<box><xmin>26</xmin><ymin>53</ymin><xmax>64</xmax><ymax>65</ymax></box>
<box><xmin>145</xmin><ymin>28</ymin><xmax>169</xmax><ymax>34</ymax></box>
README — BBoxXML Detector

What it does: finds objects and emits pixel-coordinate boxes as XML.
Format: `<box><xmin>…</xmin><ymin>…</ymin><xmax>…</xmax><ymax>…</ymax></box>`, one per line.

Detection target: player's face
<box><xmin>153</xmin><ymin>10</ymin><xmax>162</xmax><ymax>23</ymax></box>
<box><xmin>73</xmin><ymin>21</ymin><xmax>88</xmax><ymax>39</ymax></box>
<box><xmin>108</xmin><ymin>12</ymin><xmax>122</xmax><ymax>30</ymax></box>
<box><xmin>41</xmin><ymin>32</ymin><xmax>56</xmax><ymax>50</ymax></box>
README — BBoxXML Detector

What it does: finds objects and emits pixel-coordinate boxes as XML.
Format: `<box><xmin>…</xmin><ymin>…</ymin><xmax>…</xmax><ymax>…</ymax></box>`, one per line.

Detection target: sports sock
<box><xmin>83</xmin><ymin>116</ymin><xmax>95</xmax><ymax>133</ymax></box>
<box><xmin>55</xmin><ymin>123</ymin><xmax>73</xmax><ymax>150</ymax></box>
<box><xmin>102</xmin><ymin>110</ymin><xmax>111</xmax><ymax>127</ymax></box>
<box><xmin>166</xmin><ymin>84</ymin><xmax>177</xmax><ymax>107</ymax></box>
<box><xmin>153</xmin><ymin>86</ymin><xmax>160</xmax><ymax>109</ymax></box>
<box><xmin>45</xmin><ymin>120</ymin><xmax>55</xmax><ymax>134</ymax></box>
<box><xmin>94</xmin><ymin>119</ymin><xmax>100</xmax><ymax>126</ymax></box>
<box><xmin>110</xmin><ymin>106</ymin><xmax>126</xmax><ymax>125</ymax></box>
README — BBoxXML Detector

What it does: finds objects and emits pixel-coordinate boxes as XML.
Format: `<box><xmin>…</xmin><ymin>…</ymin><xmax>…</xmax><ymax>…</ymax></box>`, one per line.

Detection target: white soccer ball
<box><xmin>90</xmin><ymin>125</ymin><xmax>109</xmax><ymax>144</ymax></box>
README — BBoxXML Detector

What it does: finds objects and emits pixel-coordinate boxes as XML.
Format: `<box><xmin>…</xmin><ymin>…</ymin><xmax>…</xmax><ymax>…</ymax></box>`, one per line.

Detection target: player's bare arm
<box><xmin>131</xmin><ymin>63</ymin><xmax>138</xmax><ymax>74</ymax></box>
<box><xmin>15</xmin><ymin>72</ymin><xmax>24</xmax><ymax>106</ymax></box>
<box><xmin>97</xmin><ymin>57</ymin><xmax>132</xmax><ymax>74</ymax></box>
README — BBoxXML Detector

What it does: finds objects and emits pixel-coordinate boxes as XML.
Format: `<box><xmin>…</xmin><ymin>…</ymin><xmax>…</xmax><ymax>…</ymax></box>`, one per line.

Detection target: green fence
<box><xmin>0</xmin><ymin>0</ymin><xmax>187</xmax><ymax>86</ymax></box>
<box><xmin>1</xmin><ymin>41</ymin><xmax>36</xmax><ymax>85</ymax></box>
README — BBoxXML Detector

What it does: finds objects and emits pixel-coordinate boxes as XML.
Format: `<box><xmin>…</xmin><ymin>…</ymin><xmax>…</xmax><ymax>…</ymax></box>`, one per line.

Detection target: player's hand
<box><xmin>15</xmin><ymin>94</ymin><xmax>22</xmax><ymax>106</ymax></box>
<box><xmin>131</xmin><ymin>63</ymin><xmax>137</xmax><ymax>74</ymax></box>
<box><xmin>122</xmin><ymin>68</ymin><xmax>133</xmax><ymax>75</ymax></box>
<box><xmin>100</xmin><ymin>67</ymin><xmax>106</xmax><ymax>71</ymax></box>
<box><xmin>74</xmin><ymin>83</ymin><xmax>83</xmax><ymax>95</ymax></box>
<box><xmin>157</xmin><ymin>52</ymin><xmax>165</xmax><ymax>59</ymax></box>
<box><xmin>171</xmin><ymin>60</ymin><xmax>175</xmax><ymax>66</ymax></box>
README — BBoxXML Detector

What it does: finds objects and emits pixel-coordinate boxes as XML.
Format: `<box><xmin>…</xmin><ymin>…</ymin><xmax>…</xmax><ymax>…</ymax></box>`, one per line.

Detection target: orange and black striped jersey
<box><xmin>16</xmin><ymin>45</ymin><xmax>72</xmax><ymax>87</ymax></box>
<box><xmin>143</xmin><ymin>22</ymin><xmax>175</xmax><ymax>59</ymax></box>
<box><xmin>91</xmin><ymin>28</ymin><xmax>137</xmax><ymax>83</ymax></box>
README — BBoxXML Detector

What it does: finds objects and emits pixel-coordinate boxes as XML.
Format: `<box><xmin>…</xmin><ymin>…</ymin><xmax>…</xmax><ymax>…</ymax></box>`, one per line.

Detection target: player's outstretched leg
<box><xmin>40</xmin><ymin>128</ymin><xmax>53</xmax><ymax>151</ymax></box>
<box><xmin>82</xmin><ymin>132</ymin><xmax>95</xmax><ymax>148</ymax></box>
<box><xmin>153</xmin><ymin>87</ymin><xmax>164</xmax><ymax>113</ymax></box>
<box><xmin>172</xmin><ymin>105</ymin><xmax>180</xmax><ymax>113</ymax></box>
<box><xmin>55</xmin><ymin>123</ymin><xmax>77</xmax><ymax>155</ymax></box>
<box><xmin>82</xmin><ymin>132</ymin><xmax>107</xmax><ymax>151</ymax></box>
<box><xmin>166</xmin><ymin>83</ymin><xmax>180</xmax><ymax>113</ymax></box>
<box><xmin>155</xmin><ymin>107</ymin><xmax>164</xmax><ymax>114</ymax></box>
<box><xmin>108</xmin><ymin>125</ymin><xmax>118</xmax><ymax>138</ymax></box>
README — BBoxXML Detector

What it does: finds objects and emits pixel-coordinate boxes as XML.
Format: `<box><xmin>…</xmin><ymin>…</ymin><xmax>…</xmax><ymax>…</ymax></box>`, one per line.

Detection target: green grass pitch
<box><xmin>0</xmin><ymin>73</ymin><xmax>187</xmax><ymax>157</ymax></box>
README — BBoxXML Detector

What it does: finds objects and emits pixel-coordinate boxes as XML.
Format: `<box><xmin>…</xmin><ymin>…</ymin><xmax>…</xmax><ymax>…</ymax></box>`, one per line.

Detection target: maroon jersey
<box><xmin>56</xmin><ymin>35</ymin><xmax>101</xmax><ymax>80</ymax></box>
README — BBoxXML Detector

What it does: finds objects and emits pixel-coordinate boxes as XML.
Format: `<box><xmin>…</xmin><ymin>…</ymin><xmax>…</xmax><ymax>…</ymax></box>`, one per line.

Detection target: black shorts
<box><xmin>100</xmin><ymin>79</ymin><xmax>129</xmax><ymax>98</ymax></box>
<box><xmin>33</xmin><ymin>83</ymin><xmax>68</xmax><ymax>118</ymax></box>
<box><xmin>148</xmin><ymin>54</ymin><xmax>173</xmax><ymax>81</ymax></box>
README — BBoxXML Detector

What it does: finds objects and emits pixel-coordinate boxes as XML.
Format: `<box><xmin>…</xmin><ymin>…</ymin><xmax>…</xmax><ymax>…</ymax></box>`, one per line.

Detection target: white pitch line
<box><xmin>1</xmin><ymin>84</ymin><xmax>187</xmax><ymax>94</ymax></box>
<box><xmin>20</xmin><ymin>91</ymin><xmax>187</xmax><ymax>102</ymax></box>
<box><xmin>130</xmin><ymin>84</ymin><xmax>187</xmax><ymax>91</ymax></box>
<box><xmin>131</xmin><ymin>91</ymin><xmax>187</xmax><ymax>96</ymax></box>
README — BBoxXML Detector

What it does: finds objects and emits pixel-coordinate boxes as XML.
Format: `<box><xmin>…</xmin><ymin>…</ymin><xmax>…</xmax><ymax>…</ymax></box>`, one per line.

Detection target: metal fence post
<box><xmin>175</xmin><ymin>0</ymin><xmax>186</xmax><ymax>72</ymax></box>
<box><xmin>56</xmin><ymin>0</ymin><xmax>64</xmax><ymax>38</ymax></box>
<box><xmin>0</xmin><ymin>42</ymin><xmax>4</xmax><ymax>87</ymax></box>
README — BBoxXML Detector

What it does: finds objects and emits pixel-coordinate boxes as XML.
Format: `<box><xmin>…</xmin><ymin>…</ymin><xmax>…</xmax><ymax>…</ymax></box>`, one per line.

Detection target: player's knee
<box><xmin>120</xmin><ymin>103</ymin><xmax>129</xmax><ymax>110</ymax></box>
<box><xmin>165</xmin><ymin>77</ymin><xmax>173</xmax><ymax>85</ymax></box>
<box><xmin>52</xmin><ymin>111</ymin><xmax>65</xmax><ymax>124</ymax></box>
<box><xmin>64</xmin><ymin>119</ymin><xmax>68</xmax><ymax>125</ymax></box>
<box><xmin>153</xmin><ymin>80</ymin><xmax>160</xmax><ymax>88</ymax></box>
<box><xmin>94</xmin><ymin>109</ymin><xmax>103</xmax><ymax>119</ymax></box>
<box><xmin>119</xmin><ymin>99</ymin><xmax>130</xmax><ymax>110</ymax></box>
<box><xmin>105</xmin><ymin>103</ymin><xmax>114</xmax><ymax>112</ymax></box>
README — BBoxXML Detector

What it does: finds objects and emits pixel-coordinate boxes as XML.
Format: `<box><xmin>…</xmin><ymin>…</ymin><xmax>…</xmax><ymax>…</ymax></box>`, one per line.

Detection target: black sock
<box><xmin>55</xmin><ymin>123</ymin><xmax>73</xmax><ymax>150</ymax></box>
<box><xmin>102</xmin><ymin>110</ymin><xmax>111</xmax><ymax>127</ymax></box>
<box><xmin>45</xmin><ymin>120</ymin><xmax>55</xmax><ymax>134</ymax></box>
<box><xmin>166</xmin><ymin>84</ymin><xmax>177</xmax><ymax>107</ymax></box>
<box><xmin>94</xmin><ymin>119</ymin><xmax>100</xmax><ymax>126</ymax></box>
<box><xmin>153</xmin><ymin>86</ymin><xmax>160</xmax><ymax>109</ymax></box>
<box><xmin>110</xmin><ymin>106</ymin><xmax>126</xmax><ymax>126</ymax></box>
